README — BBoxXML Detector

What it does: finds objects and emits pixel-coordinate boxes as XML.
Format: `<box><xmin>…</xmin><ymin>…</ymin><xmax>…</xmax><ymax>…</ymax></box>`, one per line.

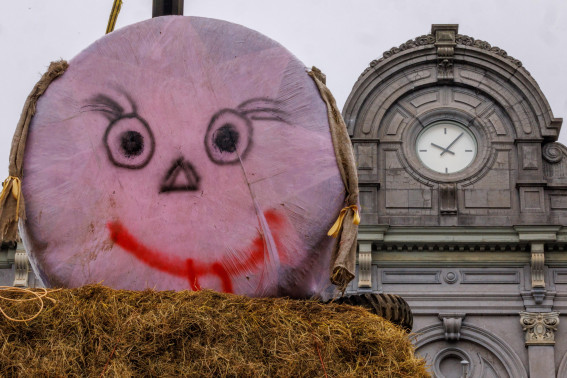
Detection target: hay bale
<box><xmin>0</xmin><ymin>285</ymin><xmax>429</xmax><ymax>377</ymax></box>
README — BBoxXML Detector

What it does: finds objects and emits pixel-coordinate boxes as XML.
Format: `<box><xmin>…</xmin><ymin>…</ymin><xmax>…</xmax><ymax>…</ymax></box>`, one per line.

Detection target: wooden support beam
<box><xmin>152</xmin><ymin>0</ymin><xmax>184</xmax><ymax>17</ymax></box>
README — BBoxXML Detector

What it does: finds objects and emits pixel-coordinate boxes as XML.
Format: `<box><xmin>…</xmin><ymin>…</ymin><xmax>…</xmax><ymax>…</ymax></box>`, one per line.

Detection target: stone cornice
<box><xmin>359</xmin><ymin>225</ymin><xmax>566</xmax><ymax>244</ymax></box>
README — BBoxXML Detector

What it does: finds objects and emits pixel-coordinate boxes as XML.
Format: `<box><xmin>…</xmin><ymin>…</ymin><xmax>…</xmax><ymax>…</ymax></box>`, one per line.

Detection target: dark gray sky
<box><xmin>2</xmin><ymin>0</ymin><xmax>566</xmax><ymax>180</ymax></box>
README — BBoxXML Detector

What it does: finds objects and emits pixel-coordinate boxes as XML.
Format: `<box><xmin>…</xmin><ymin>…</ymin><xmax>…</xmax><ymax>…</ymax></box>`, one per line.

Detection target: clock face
<box><xmin>416</xmin><ymin>122</ymin><xmax>477</xmax><ymax>174</ymax></box>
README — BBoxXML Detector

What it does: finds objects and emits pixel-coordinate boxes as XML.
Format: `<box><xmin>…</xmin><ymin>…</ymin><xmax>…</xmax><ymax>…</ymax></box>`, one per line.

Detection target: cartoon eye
<box><xmin>104</xmin><ymin>114</ymin><xmax>155</xmax><ymax>169</ymax></box>
<box><xmin>205</xmin><ymin>109</ymin><xmax>252</xmax><ymax>165</ymax></box>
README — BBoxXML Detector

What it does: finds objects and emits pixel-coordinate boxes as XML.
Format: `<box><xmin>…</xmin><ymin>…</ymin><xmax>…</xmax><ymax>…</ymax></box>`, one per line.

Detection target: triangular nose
<box><xmin>160</xmin><ymin>158</ymin><xmax>200</xmax><ymax>193</ymax></box>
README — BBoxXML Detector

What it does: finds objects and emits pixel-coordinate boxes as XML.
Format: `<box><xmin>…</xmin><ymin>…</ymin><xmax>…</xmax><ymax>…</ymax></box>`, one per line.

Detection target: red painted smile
<box><xmin>107</xmin><ymin>210</ymin><xmax>288</xmax><ymax>293</ymax></box>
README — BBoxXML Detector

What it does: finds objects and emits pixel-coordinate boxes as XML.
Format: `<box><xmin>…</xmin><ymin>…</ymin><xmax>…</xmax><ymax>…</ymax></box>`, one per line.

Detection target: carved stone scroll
<box><xmin>531</xmin><ymin>243</ymin><xmax>545</xmax><ymax>288</ymax></box>
<box><xmin>543</xmin><ymin>143</ymin><xmax>563</xmax><ymax>164</ymax></box>
<box><xmin>358</xmin><ymin>241</ymin><xmax>372</xmax><ymax>288</ymax></box>
<box><xmin>520</xmin><ymin>312</ymin><xmax>559</xmax><ymax>345</ymax></box>
<box><xmin>531</xmin><ymin>243</ymin><xmax>546</xmax><ymax>304</ymax></box>
<box><xmin>13</xmin><ymin>247</ymin><xmax>29</xmax><ymax>287</ymax></box>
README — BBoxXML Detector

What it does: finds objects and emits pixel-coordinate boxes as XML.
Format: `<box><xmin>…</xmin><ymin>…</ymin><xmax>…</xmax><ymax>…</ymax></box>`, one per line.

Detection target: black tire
<box><xmin>331</xmin><ymin>293</ymin><xmax>413</xmax><ymax>331</ymax></box>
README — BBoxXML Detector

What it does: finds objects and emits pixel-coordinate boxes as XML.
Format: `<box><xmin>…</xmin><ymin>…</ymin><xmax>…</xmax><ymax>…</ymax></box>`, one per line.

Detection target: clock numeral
<box><xmin>445</xmin><ymin>167</ymin><xmax>448</xmax><ymax>173</ymax></box>
<box><xmin>419</xmin><ymin>149</ymin><xmax>428</xmax><ymax>152</ymax></box>
<box><xmin>444</xmin><ymin>128</ymin><xmax>447</xmax><ymax>135</ymax></box>
<box><xmin>465</xmin><ymin>149</ymin><xmax>473</xmax><ymax>152</ymax></box>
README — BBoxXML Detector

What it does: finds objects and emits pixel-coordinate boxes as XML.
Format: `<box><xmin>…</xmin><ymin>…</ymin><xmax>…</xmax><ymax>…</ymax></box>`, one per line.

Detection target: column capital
<box><xmin>520</xmin><ymin>311</ymin><xmax>560</xmax><ymax>345</ymax></box>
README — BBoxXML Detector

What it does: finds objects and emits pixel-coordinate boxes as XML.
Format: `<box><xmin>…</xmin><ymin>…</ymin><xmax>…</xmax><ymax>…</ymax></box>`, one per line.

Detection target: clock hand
<box><xmin>440</xmin><ymin>132</ymin><xmax>464</xmax><ymax>156</ymax></box>
<box><xmin>431</xmin><ymin>143</ymin><xmax>455</xmax><ymax>155</ymax></box>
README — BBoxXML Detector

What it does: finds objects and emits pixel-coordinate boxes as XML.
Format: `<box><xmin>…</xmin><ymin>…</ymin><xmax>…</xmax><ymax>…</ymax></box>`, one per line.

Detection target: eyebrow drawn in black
<box><xmin>236</xmin><ymin>98</ymin><xmax>290</xmax><ymax>124</ymax></box>
<box><xmin>82</xmin><ymin>89</ymin><xmax>138</xmax><ymax>120</ymax></box>
<box><xmin>82</xmin><ymin>94</ymin><xmax>124</xmax><ymax>119</ymax></box>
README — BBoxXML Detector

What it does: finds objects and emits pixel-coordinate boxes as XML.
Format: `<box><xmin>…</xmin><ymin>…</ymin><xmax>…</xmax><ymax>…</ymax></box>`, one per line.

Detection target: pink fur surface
<box><xmin>21</xmin><ymin>16</ymin><xmax>344</xmax><ymax>297</ymax></box>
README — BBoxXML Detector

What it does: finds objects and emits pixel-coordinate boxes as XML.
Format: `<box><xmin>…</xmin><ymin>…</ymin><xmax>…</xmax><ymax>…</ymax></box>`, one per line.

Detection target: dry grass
<box><xmin>0</xmin><ymin>285</ymin><xmax>429</xmax><ymax>377</ymax></box>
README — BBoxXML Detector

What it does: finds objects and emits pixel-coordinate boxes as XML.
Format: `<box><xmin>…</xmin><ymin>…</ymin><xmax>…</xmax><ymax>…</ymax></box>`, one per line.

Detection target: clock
<box><xmin>416</xmin><ymin>122</ymin><xmax>477</xmax><ymax>174</ymax></box>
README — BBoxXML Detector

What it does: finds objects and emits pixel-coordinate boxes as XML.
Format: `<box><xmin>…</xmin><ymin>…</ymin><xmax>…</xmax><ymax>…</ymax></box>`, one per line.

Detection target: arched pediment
<box><xmin>344</xmin><ymin>25</ymin><xmax>562</xmax><ymax>140</ymax></box>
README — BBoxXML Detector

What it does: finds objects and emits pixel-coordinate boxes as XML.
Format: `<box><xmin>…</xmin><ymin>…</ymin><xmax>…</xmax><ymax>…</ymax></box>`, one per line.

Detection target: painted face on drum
<box><xmin>22</xmin><ymin>17</ymin><xmax>344</xmax><ymax>296</ymax></box>
<box><xmin>83</xmin><ymin>92</ymin><xmax>292</xmax><ymax>294</ymax></box>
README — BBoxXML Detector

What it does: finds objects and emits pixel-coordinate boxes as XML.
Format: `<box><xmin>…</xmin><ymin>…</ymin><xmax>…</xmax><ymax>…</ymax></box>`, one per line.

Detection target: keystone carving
<box><xmin>520</xmin><ymin>312</ymin><xmax>559</xmax><ymax>345</ymax></box>
<box><xmin>432</xmin><ymin>24</ymin><xmax>458</xmax><ymax>81</ymax></box>
<box><xmin>439</xmin><ymin>313</ymin><xmax>466</xmax><ymax>341</ymax></box>
<box><xmin>439</xmin><ymin>183</ymin><xmax>458</xmax><ymax>215</ymax></box>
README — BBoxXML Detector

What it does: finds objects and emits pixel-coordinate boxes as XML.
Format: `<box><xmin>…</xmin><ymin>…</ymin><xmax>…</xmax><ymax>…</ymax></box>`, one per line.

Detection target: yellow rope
<box><xmin>0</xmin><ymin>176</ymin><xmax>22</xmax><ymax>221</ymax></box>
<box><xmin>106</xmin><ymin>0</ymin><xmax>123</xmax><ymax>34</ymax></box>
<box><xmin>327</xmin><ymin>205</ymin><xmax>360</xmax><ymax>238</ymax></box>
<box><xmin>0</xmin><ymin>286</ymin><xmax>59</xmax><ymax>322</ymax></box>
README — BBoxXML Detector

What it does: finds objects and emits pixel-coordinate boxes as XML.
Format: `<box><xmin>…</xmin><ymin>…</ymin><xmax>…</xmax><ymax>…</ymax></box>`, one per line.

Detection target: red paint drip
<box><xmin>211</xmin><ymin>262</ymin><xmax>233</xmax><ymax>293</ymax></box>
<box><xmin>186</xmin><ymin>259</ymin><xmax>201</xmax><ymax>291</ymax></box>
<box><xmin>107</xmin><ymin>210</ymin><xmax>287</xmax><ymax>293</ymax></box>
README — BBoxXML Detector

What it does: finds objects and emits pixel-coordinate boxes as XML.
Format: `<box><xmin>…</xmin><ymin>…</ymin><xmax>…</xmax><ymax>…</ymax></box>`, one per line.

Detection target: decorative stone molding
<box><xmin>543</xmin><ymin>142</ymin><xmax>564</xmax><ymax>164</ymax></box>
<box><xmin>443</xmin><ymin>271</ymin><xmax>459</xmax><ymax>284</ymax></box>
<box><xmin>359</xmin><ymin>29</ymin><xmax>526</xmax><ymax>79</ymax></box>
<box><xmin>415</xmin><ymin>323</ymin><xmax>528</xmax><ymax>377</ymax></box>
<box><xmin>359</xmin><ymin>34</ymin><xmax>435</xmax><ymax>78</ymax></box>
<box><xmin>455</xmin><ymin>34</ymin><xmax>524</xmax><ymax>70</ymax></box>
<box><xmin>375</xmin><ymin>242</ymin><xmax>528</xmax><ymax>252</ymax></box>
<box><xmin>439</xmin><ymin>313</ymin><xmax>466</xmax><ymax>341</ymax></box>
<box><xmin>433</xmin><ymin>347</ymin><xmax>474</xmax><ymax>378</ymax></box>
<box><xmin>12</xmin><ymin>247</ymin><xmax>29</xmax><ymax>287</ymax></box>
<box><xmin>519</xmin><ymin>312</ymin><xmax>559</xmax><ymax>345</ymax></box>
<box><xmin>358</xmin><ymin>241</ymin><xmax>372</xmax><ymax>288</ymax></box>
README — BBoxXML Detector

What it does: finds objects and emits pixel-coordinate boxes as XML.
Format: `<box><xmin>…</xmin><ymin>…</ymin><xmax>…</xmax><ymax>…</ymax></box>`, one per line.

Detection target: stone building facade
<box><xmin>343</xmin><ymin>24</ymin><xmax>567</xmax><ymax>377</ymax></box>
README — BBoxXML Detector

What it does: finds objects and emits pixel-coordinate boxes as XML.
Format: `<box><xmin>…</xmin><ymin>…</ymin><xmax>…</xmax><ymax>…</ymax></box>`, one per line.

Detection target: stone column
<box><xmin>520</xmin><ymin>311</ymin><xmax>559</xmax><ymax>378</ymax></box>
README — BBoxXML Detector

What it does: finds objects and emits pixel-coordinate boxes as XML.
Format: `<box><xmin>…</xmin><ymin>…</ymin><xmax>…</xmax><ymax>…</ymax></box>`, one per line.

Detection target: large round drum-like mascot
<box><xmin>20</xmin><ymin>16</ymin><xmax>346</xmax><ymax>297</ymax></box>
